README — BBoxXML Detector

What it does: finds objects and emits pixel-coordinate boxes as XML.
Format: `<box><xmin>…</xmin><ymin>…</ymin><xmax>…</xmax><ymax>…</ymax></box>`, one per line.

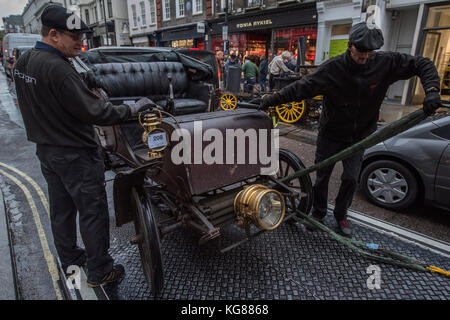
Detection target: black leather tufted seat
<box><xmin>94</xmin><ymin>61</ymin><xmax>212</xmax><ymax>115</ymax></box>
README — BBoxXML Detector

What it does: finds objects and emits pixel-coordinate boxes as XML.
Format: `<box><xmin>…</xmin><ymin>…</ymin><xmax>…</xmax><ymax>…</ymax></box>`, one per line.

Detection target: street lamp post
<box><xmin>224</xmin><ymin>0</ymin><xmax>229</xmax><ymax>54</ymax></box>
<box><xmin>101</xmin><ymin>0</ymin><xmax>109</xmax><ymax>46</ymax></box>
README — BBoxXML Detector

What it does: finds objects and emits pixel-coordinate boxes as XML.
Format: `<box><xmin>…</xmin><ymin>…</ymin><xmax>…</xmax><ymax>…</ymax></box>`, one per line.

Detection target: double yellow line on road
<box><xmin>0</xmin><ymin>162</ymin><xmax>62</xmax><ymax>300</ymax></box>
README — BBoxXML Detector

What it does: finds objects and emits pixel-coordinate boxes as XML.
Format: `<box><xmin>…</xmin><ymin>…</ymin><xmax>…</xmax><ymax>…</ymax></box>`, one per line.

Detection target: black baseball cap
<box><xmin>349</xmin><ymin>22</ymin><xmax>384</xmax><ymax>52</ymax></box>
<box><xmin>41</xmin><ymin>5</ymin><xmax>92</xmax><ymax>34</ymax></box>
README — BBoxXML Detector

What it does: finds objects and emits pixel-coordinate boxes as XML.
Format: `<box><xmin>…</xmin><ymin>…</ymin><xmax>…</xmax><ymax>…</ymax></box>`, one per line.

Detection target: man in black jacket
<box><xmin>260</xmin><ymin>22</ymin><xmax>442</xmax><ymax>237</ymax></box>
<box><xmin>14</xmin><ymin>5</ymin><xmax>152</xmax><ymax>287</ymax></box>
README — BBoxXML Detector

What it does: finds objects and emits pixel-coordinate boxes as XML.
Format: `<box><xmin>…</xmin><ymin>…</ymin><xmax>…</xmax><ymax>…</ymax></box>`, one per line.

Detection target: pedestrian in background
<box><xmin>260</xmin><ymin>22</ymin><xmax>442</xmax><ymax>237</ymax></box>
<box><xmin>258</xmin><ymin>54</ymin><xmax>268</xmax><ymax>92</ymax></box>
<box><xmin>13</xmin><ymin>5</ymin><xmax>152</xmax><ymax>287</ymax></box>
<box><xmin>242</xmin><ymin>56</ymin><xmax>259</xmax><ymax>98</ymax></box>
<box><xmin>224</xmin><ymin>53</ymin><xmax>240</xmax><ymax>89</ymax></box>
<box><xmin>268</xmin><ymin>51</ymin><xmax>294</xmax><ymax>91</ymax></box>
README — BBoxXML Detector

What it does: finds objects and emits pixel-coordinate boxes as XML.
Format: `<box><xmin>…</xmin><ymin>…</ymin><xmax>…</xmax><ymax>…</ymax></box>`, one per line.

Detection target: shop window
<box><xmin>413</xmin><ymin>5</ymin><xmax>450</xmax><ymax>104</ymax></box>
<box><xmin>176</xmin><ymin>0</ymin><xmax>185</xmax><ymax>18</ymax></box>
<box><xmin>245</xmin><ymin>33</ymin><xmax>267</xmax><ymax>57</ymax></box>
<box><xmin>329</xmin><ymin>23</ymin><xmax>351</xmax><ymax>59</ymax></box>
<box><xmin>171</xmin><ymin>39</ymin><xmax>194</xmax><ymax>48</ymax></box>
<box><xmin>274</xmin><ymin>25</ymin><xmax>317</xmax><ymax>64</ymax></box>
<box><xmin>331</xmin><ymin>24</ymin><xmax>351</xmax><ymax>36</ymax></box>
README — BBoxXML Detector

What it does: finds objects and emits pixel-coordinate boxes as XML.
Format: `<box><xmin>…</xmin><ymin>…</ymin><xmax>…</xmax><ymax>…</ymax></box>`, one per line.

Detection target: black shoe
<box><xmin>87</xmin><ymin>264</ymin><xmax>125</xmax><ymax>288</ymax></box>
<box><xmin>336</xmin><ymin>218</ymin><xmax>352</xmax><ymax>237</ymax></box>
<box><xmin>305</xmin><ymin>215</ymin><xmax>325</xmax><ymax>231</ymax></box>
<box><xmin>62</xmin><ymin>254</ymin><xmax>87</xmax><ymax>277</ymax></box>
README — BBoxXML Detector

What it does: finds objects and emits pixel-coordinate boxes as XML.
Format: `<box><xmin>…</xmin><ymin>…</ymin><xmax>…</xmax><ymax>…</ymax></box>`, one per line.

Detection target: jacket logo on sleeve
<box><xmin>14</xmin><ymin>69</ymin><xmax>37</xmax><ymax>85</ymax></box>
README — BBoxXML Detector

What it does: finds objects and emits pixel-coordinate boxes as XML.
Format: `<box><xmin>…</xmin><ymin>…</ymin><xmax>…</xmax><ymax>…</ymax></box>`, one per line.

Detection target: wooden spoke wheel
<box><xmin>275</xmin><ymin>149</ymin><xmax>313</xmax><ymax>220</ymax></box>
<box><xmin>220</xmin><ymin>93</ymin><xmax>238</xmax><ymax>110</ymax></box>
<box><xmin>276</xmin><ymin>100</ymin><xmax>307</xmax><ymax>123</ymax></box>
<box><xmin>132</xmin><ymin>186</ymin><xmax>164</xmax><ymax>296</ymax></box>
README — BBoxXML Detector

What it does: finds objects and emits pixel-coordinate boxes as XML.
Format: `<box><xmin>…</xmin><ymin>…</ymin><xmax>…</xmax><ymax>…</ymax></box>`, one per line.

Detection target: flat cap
<box><xmin>41</xmin><ymin>5</ymin><xmax>91</xmax><ymax>33</ymax></box>
<box><xmin>349</xmin><ymin>21</ymin><xmax>384</xmax><ymax>51</ymax></box>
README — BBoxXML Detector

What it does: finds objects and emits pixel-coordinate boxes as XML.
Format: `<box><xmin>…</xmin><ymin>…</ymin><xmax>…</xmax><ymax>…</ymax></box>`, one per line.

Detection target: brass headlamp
<box><xmin>138</xmin><ymin>109</ymin><xmax>168</xmax><ymax>159</ymax></box>
<box><xmin>234</xmin><ymin>184</ymin><xmax>285</xmax><ymax>230</ymax></box>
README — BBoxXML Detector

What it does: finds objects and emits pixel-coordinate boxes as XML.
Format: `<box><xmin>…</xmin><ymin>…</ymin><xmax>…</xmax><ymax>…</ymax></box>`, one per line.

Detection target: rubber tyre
<box><xmin>132</xmin><ymin>186</ymin><xmax>164</xmax><ymax>296</ymax></box>
<box><xmin>276</xmin><ymin>148</ymin><xmax>314</xmax><ymax>216</ymax></box>
<box><xmin>360</xmin><ymin>160</ymin><xmax>418</xmax><ymax>211</ymax></box>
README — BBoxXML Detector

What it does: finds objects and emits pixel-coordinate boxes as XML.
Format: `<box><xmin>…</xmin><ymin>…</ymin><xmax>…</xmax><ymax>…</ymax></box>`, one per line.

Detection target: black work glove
<box><xmin>83</xmin><ymin>70</ymin><xmax>103</xmax><ymax>89</ymax></box>
<box><xmin>260</xmin><ymin>93</ymin><xmax>281</xmax><ymax>111</ymax></box>
<box><xmin>249</xmin><ymin>97</ymin><xmax>262</xmax><ymax>106</ymax></box>
<box><xmin>128</xmin><ymin>97</ymin><xmax>155</xmax><ymax>116</ymax></box>
<box><xmin>423</xmin><ymin>91</ymin><xmax>442</xmax><ymax>116</ymax></box>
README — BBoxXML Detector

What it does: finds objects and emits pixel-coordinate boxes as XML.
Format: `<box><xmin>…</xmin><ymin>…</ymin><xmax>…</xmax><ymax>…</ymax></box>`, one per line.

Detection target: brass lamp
<box><xmin>234</xmin><ymin>184</ymin><xmax>285</xmax><ymax>230</ymax></box>
<box><xmin>138</xmin><ymin>109</ymin><xmax>168</xmax><ymax>159</ymax></box>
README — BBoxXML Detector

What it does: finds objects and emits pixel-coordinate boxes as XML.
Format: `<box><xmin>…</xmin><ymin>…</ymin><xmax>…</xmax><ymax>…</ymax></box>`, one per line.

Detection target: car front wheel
<box><xmin>360</xmin><ymin>160</ymin><xmax>418</xmax><ymax>211</ymax></box>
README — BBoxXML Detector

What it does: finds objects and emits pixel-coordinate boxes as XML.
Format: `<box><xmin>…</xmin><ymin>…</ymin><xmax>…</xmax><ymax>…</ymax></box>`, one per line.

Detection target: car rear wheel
<box><xmin>360</xmin><ymin>160</ymin><xmax>418</xmax><ymax>210</ymax></box>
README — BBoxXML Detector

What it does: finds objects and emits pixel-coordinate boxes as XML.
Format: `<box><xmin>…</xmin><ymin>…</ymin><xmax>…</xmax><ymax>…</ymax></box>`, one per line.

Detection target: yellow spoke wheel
<box><xmin>276</xmin><ymin>101</ymin><xmax>306</xmax><ymax>123</ymax></box>
<box><xmin>220</xmin><ymin>93</ymin><xmax>238</xmax><ymax>110</ymax></box>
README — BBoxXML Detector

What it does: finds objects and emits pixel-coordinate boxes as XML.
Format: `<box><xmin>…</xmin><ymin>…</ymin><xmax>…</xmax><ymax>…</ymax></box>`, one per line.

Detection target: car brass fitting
<box><xmin>234</xmin><ymin>184</ymin><xmax>285</xmax><ymax>230</ymax></box>
<box><xmin>139</xmin><ymin>109</ymin><xmax>168</xmax><ymax>159</ymax></box>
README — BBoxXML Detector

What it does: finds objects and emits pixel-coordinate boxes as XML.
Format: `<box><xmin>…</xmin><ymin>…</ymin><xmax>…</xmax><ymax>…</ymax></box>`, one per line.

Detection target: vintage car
<box><xmin>101</xmin><ymin>105</ymin><xmax>313</xmax><ymax>296</ymax></box>
<box><xmin>75</xmin><ymin>53</ymin><xmax>313</xmax><ymax>295</ymax></box>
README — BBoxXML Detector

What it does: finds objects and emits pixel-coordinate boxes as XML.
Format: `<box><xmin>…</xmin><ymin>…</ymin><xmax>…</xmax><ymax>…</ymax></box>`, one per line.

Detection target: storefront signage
<box><xmin>133</xmin><ymin>36</ymin><xmax>149</xmax><ymax>44</ymax></box>
<box><xmin>236</xmin><ymin>19</ymin><xmax>272</xmax><ymax>29</ymax></box>
<box><xmin>197</xmin><ymin>22</ymin><xmax>205</xmax><ymax>34</ymax></box>
<box><xmin>210</xmin><ymin>4</ymin><xmax>317</xmax><ymax>35</ymax></box>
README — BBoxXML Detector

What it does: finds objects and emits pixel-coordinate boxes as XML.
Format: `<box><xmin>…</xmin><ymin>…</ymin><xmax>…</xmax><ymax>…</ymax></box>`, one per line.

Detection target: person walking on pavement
<box><xmin>258</xmin><ymin>55</ymin><xmax>268</xmax><ymax>92</ymax></box>
<box><xmin>13</xmin><ymin>5</ymin><xmax>153</xmax><ymax>287</ymax></box>
<box><xmin>268</xmin><ymin>51</ymin><xmax>294</xmax><ymax>91</ymax></box>
<box><xmin>242</xmin><ymin>56</ymin><xmax>259</xmax><ymax>98</ymax></box>
<box><xmin>260</xmin><ymin>22</ymin><xmax>442</xmax><ymax>237</ymax></box>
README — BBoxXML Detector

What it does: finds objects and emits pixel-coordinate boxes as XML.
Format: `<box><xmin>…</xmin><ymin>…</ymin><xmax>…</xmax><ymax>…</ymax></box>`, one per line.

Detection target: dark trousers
<box><xmin>258</xmin><ymin>74</ymin><xmax>267</xmax><ymax>92</ymax></box>
<box><xmin>244</xmin><ymin>77</ymin><xmax>256</xmax><ymax>97</ymax></box>
<box><xmin>269</xmin><ymin>73</ymin><xmax>276</xmax><ymax>91</ymax></box>
<box><xmin>312</xmin><ymin>134</ymin><xmax>364</xmax><ymax>221</ymax></box>
<box><xmin>36</xmin><ymin>145</ymin><xmax>113</xmax><ymax>281</ymax></box>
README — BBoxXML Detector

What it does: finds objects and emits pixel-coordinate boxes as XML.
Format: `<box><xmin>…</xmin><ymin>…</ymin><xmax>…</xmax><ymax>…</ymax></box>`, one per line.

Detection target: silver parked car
<box><xmin>360</xmin><ymin>109</ymin><xmax>450</xmax><ymax>211</ymax></box>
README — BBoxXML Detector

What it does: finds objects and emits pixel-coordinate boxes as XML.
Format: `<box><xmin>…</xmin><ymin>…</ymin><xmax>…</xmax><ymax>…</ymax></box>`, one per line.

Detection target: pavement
<box><xmin>0</xmin><ymin>185</ymin><xmax>17</xmax><ymax>299</ymax></box>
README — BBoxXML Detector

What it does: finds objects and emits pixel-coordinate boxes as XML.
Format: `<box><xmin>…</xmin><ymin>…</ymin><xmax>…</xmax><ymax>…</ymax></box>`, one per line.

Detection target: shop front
<box><xmin>89</xmin><ymin>21</ymin><xmax>117</xmax><ymax>48</ymax></box>
<box><xmin>208</xmin><ymin>3</ymin><xmax>318</xmax><ymax>64</ymax></box>
<box><xmin>412</xmin><ymin>3</ymin><xmax>450</xmax><ymax>104</ymax></box>
<box><xmin>132</xmin><ymin>35</ymin><xmax>150</xmax><ymax>47</ymax></box>
<box><xmin>155</xmin><ymin>22</ymin><xmax>206</xmax><ymax>49</ymax></box>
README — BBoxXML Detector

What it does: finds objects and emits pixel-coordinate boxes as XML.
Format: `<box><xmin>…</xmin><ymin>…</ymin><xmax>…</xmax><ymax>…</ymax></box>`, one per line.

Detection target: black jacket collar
<box><xmin>35</xmin><ymin>41</ymin><xmax>69</xmax><ymax>62</ymax></box>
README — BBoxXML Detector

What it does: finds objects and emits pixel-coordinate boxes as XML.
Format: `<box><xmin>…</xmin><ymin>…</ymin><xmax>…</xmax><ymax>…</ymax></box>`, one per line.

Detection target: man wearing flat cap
<box><xmin>260</xmin><ymin>21</ymin><xmax>442</xmax><ymax>237</ymax></box>
<box><xmin>13</xmin><ymin>5</ymin><xmax>153</xmax><ymax>287</ymax></box>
